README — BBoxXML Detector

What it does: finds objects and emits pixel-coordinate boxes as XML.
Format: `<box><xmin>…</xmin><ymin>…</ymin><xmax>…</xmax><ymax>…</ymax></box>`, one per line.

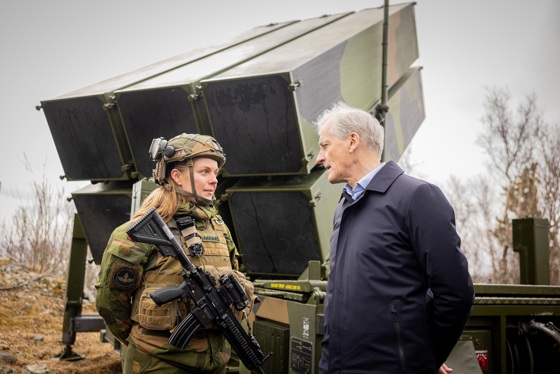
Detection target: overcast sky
<box><xmin>1</xmin><ymin>0</ymin><xmax>559</xmax><ymax>224</ymax></box>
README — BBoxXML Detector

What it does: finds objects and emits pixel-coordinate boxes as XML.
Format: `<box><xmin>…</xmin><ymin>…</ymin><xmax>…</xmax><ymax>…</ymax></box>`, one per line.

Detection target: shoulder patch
<box><xmin>112</xmin><ymin>268</ymin><xmax>139</xmax><ymax>290</ymax></box>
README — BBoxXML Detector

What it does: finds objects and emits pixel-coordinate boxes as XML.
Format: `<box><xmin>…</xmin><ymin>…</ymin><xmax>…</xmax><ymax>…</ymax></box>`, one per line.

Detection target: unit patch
<box><xmin>112</xmin><ymin>268</ymin><xmax>139</xmax><ymax>290</ymax></box>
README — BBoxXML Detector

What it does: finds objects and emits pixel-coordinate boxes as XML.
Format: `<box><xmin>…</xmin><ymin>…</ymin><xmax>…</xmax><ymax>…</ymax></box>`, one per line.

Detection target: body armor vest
<box><xmin>130</xmin><ymin>207</ymin><xmax>232</xmax><ymax>331</ymax></box>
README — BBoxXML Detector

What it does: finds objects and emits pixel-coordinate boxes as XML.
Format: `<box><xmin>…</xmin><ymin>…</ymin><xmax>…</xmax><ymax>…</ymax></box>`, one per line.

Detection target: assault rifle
<box><xmin>127</xmin><ymin>208</ymin><xmax>270</xmax><ymax>374</ymax></box>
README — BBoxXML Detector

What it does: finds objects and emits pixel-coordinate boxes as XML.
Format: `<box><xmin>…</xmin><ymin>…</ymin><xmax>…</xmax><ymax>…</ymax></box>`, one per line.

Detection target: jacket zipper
<box><xmin>392</xmin><ymin>305</ymin><xmax>407</xmax><ymax>373</ymax></box>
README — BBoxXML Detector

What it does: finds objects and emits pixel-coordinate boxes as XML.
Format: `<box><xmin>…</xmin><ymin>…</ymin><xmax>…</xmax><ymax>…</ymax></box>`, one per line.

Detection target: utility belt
<box><xmin>140</xmin><ymin>326</ymin><xmax>220</xmax><ymax>339</ymax></box>
<box><xmin>129</xmin><ymin>324</ymin><xmax>225</xmax><ymax>363</ymax></box>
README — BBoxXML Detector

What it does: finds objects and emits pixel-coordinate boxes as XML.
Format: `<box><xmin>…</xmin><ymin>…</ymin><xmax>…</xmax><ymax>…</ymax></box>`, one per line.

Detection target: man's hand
<box><xmin>438</xmin><ymin>363</ymin><xmax>453</xmax><ymax>374</ymax></box>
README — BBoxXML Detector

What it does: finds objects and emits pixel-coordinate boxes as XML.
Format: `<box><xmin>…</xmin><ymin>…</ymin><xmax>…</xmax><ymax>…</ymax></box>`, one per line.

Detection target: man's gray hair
<box><xmin>315</xmin><ymin>101</ymin><xmax>384</xmax><ymax>156</ymax></box>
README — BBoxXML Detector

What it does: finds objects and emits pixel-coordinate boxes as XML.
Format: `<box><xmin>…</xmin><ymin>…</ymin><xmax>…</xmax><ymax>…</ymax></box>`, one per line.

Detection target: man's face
<box><xmin>317</xmin><ymin>122</ymin><xmax>352</xmax><ymax>184</ymax></box>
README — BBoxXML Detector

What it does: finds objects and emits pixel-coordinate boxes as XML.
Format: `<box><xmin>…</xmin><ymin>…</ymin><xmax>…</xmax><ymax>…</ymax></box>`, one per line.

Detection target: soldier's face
<box><xmin>172</xmin><ymin>158</ymin><xmax>219</xmax><ymax>201</ymax></box>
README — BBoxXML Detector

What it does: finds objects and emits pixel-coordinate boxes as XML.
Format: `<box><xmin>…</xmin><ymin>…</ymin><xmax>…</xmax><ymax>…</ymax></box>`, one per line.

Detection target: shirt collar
<box><xmin>343</xmin><ymin>162</ymin><xmax>386</xmax><ymax>201</ymax></box>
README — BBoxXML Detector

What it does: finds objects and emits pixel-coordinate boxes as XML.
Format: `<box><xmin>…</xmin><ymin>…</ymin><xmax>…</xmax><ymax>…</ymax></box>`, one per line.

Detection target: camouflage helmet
<box><xmin>149</xmin><ymin>133</ymin><xmax>226</xmax><ymax>185</ymax></box>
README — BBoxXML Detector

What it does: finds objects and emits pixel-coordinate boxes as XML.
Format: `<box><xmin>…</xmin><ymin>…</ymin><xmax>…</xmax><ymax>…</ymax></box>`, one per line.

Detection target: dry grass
<box><xmin>0</xmin><ymin>262</ymin><xmax>121</xmax><ymax>373</ymax></box>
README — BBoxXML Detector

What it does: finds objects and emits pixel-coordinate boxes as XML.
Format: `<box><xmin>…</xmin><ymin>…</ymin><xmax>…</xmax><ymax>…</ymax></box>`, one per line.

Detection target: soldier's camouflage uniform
<box><xmin>95</xmin><ymin>202</ymin><xmax>251</xmax><ymax>374</ymax></box>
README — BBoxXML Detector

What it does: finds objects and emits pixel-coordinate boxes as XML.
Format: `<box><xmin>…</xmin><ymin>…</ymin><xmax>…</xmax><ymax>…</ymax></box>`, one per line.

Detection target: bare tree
<box><xmin>478</xmin><ymin>88</ymin><xmax>541</xmax><ymax>181</ymax></box>
<box><xmin>0</xmin><ymin>158</ymin><xmax>75</xmax><ymax>276</ymax></box>
<box><xmin>476</xmin><ymin>87</ymin><xmax>559</xmax><ymax>284</ymax></box>
<box><xmin>397</xmin><ymin>144</ymin><xmax>429</xmax><ymax>181</ymax></box>
<box><xmin>536</xmin><ymin>124</ymin><xmax>560</xmax><ymax>283</ymax></box>
<box><xmin>445</xmin><ymin>176</ymin><xmax>480</xmax><ymax>274</ymax></box>
<box><xmin>445</xmin><ymin>175</ymin><xmax>503</xmax><ymax>283</ymax></box>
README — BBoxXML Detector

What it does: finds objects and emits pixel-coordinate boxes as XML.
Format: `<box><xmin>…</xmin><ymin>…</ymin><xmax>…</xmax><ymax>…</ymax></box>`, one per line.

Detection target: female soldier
<box><xmin>95</xmin><ymin>133</ymin><xmax>251</xmax><ymax>374</ymax></box>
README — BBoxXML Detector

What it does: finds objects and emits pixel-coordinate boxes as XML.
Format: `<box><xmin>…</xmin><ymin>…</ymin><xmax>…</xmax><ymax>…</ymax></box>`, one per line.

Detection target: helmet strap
<box><xmin>177</xmin><ymin>159</ymin><xmax>213</xmax><ymax>206</ymax></box>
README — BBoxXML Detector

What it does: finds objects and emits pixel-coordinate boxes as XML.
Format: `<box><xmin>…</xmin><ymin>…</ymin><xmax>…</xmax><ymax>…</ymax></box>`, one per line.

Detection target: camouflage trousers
<box><xmin>123</xmin><ymin>330</ymin><xmax>230</xmax><ymax>374</ymax></box>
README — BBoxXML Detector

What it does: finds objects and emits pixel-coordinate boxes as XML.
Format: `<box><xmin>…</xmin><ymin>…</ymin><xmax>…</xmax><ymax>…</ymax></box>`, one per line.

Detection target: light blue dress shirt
<box><xmin>343</xmin><ymin>162</ymin><xmax>386</xmax><ymax>201</ymax></box>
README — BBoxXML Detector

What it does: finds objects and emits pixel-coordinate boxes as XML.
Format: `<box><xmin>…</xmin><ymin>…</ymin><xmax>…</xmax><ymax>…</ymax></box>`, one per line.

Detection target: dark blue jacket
<box><xmin>320</xmin><ymin>161</ymin><xmax>474</xmax><ymax>374</ymax></box>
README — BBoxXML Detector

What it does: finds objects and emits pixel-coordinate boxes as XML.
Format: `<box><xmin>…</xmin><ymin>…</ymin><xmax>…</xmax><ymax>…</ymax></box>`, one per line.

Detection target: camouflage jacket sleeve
<box><xmin>95</xmin><ymin>221</ymin><xmax>152</xmax><ymax>343</ymax></box>
<box><xmin>223</xmin><ymin>225</ymin><xmax>240</xmax><ymax>270</ymax></box>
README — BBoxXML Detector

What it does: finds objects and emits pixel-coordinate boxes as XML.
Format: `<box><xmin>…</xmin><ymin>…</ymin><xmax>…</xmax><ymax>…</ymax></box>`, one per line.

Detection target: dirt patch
<box><xmin>0</xmin><ymin>261</ymin><xmax>122</xmax><ymax>373</ymax></box>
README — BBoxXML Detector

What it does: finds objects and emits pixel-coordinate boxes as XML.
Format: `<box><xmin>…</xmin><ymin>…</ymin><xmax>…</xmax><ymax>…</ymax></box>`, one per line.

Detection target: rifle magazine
<box><xmin>168</xmin><ymin>313</ymin><xmax>203</xmax><ymax>350</ymax></box>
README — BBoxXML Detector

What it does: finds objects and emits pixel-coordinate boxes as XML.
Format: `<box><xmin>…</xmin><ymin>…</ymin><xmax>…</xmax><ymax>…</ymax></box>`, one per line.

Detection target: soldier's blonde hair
<box><xmin>132</xmin><ymin>162</ymin><xmax>190</xmax><ymax>222</ymax></box>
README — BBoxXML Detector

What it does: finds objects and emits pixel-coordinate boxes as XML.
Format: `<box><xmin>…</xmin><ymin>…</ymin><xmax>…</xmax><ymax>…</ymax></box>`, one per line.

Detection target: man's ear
<box><xmin>348</xmin><ymin>132</ymin><xmax>360</xmax><ymax>153</ymax></box>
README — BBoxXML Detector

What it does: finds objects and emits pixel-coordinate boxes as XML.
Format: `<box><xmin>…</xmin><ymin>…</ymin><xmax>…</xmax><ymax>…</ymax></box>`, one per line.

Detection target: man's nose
<box><xmin>316</xmin><ymin>151</ymin><xmax>325</xmax><ymax>164</ymax></box>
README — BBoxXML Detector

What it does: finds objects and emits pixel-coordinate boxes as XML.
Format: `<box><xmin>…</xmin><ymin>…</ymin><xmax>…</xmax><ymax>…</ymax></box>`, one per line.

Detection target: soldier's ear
<box><xmin>170</xmin><ymin>168</ymin><xmax>183</xmax><ymax>185</ymax></box>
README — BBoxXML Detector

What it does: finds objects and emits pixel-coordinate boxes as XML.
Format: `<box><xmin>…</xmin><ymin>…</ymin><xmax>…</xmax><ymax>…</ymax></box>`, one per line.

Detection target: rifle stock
<box><xmin>127</xmin><ymin>208</ymin><xmax>270</xmax><ymax>374</ymax></box>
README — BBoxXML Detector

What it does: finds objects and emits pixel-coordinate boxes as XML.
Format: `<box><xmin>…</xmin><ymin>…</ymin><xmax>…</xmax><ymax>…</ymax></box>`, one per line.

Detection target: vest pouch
<box><xmin>137</xmin><ymin>286</ymin><xmax>186</xmax><ymax>330</ymax></box>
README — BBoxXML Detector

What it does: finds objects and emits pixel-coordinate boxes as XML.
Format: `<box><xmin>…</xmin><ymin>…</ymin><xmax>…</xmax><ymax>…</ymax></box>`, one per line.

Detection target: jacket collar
<box><xmin>340</xmin><ymin>160</ymin><xmax>404</xmax><ymax>203</ymax></box>
<box><xmin>364</xmin><ymin>160</ymin><xmax>404</xmax><ymax>194</ymax></box>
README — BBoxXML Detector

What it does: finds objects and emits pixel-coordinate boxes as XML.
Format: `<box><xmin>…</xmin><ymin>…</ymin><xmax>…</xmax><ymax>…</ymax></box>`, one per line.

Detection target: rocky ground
<box><xmin>0</xmin><ymin>259</ymin><xmax>122</xmax><ymax>374</ymax></box>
